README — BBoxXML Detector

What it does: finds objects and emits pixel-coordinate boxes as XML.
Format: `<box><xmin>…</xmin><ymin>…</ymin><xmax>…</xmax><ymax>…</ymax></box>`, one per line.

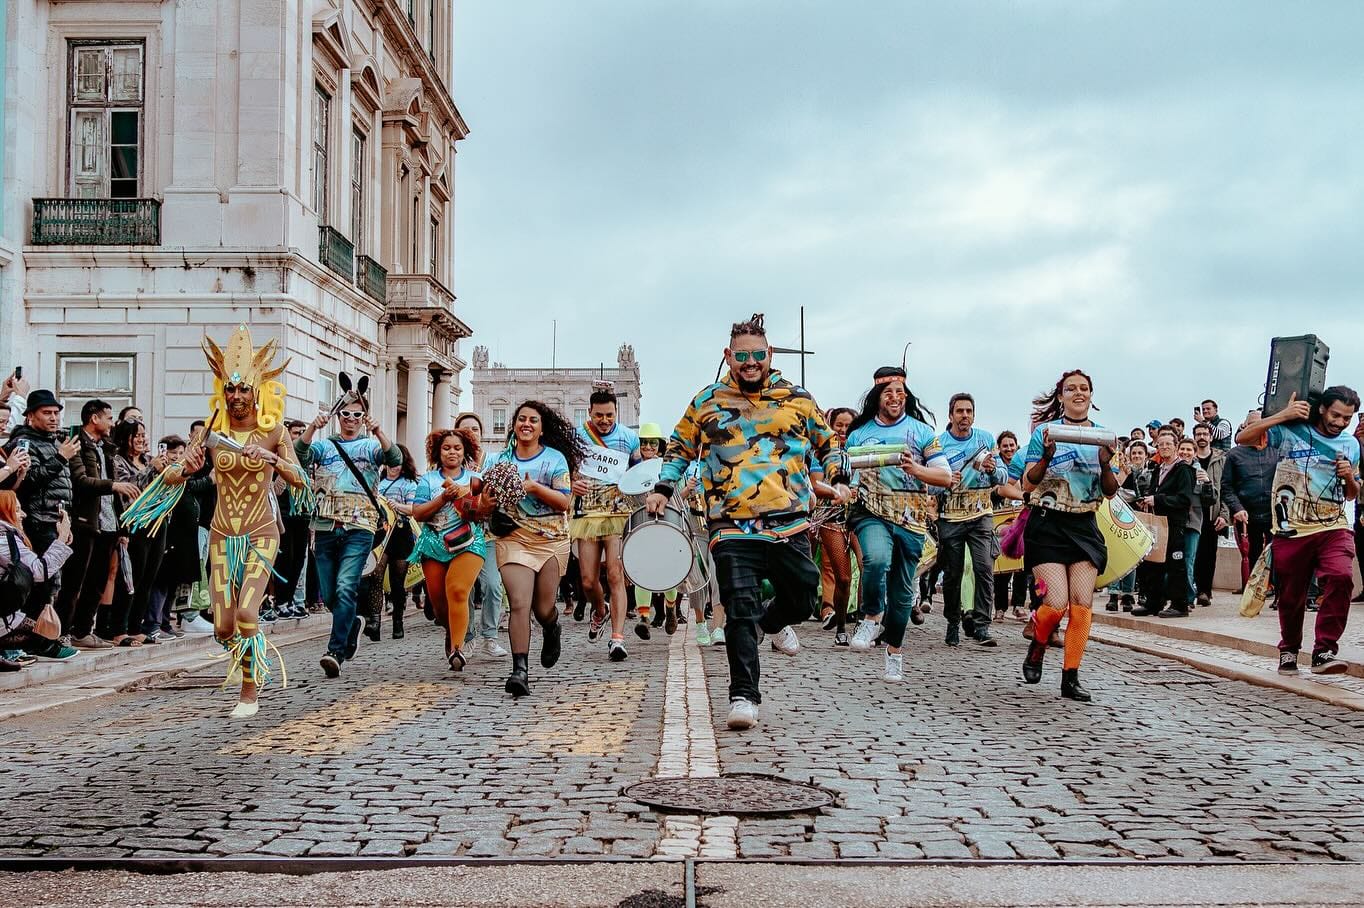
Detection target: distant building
<box><xmin>469</xmin><ymin>344</ymin><xmax>641</xmax><ymax>450</ymax></box>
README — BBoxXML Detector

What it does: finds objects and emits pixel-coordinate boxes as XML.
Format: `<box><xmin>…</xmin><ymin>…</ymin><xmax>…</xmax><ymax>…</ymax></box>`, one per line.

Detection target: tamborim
<box><xmin>1094</xmin><ymin>496</ymin><xmax>1155</xmax><ymax>589</ymax></box>
<box><xmin>618</xmin><ymin>458</ymin><xmax>664</xmax><ymax>504</ymax></box>
<box><xmin>621</xmin><ymin>505</ymin><xmax>695</xmax><ymax>591</ymax></box>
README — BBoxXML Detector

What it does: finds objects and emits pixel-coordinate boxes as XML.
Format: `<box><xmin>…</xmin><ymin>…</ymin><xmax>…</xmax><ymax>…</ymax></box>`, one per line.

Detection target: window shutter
<box><xmin>71</xmin><ymin>109</ymin><xmax>108</xmax><ymax>197</ymax></box>
<box><xmin>110</xmin><ymin>47</ymin><xmax>143</xmax><ymax>102</ymax></box>
<box><xmin>73</xmin><ymin>47</ymin><xmax>107</xmax><ymax>102</ymax></box>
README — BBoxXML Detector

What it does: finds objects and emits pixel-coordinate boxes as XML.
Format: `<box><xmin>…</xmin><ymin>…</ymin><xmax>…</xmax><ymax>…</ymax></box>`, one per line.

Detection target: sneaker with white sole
<box><xmin>1278</xmin><ymin>651</ymin><xmax>1299</xmax><ymax>675</ymax></box>
<box><xmin>588</xmin><ymin>608</ymin><xmax>607</xmax><ymax>641</ymax></box>
<box><xmin>608</xmin><ymin>637</ymin><xmax>628</xmax><ymax>662</ymax></box>
<box><xmin>883</xmin><ymin>651</ymin><xmax>904</xmax><ymax>682</ymax></box>
<box><xmin>695</xmin><ymin>623</ymin><xmax>712</xmax><ymax>646</ymax></box>
<box><xmin>181</xmin><ymin>615</ymin><xmax>215</xmax><ymax>635</ymax></box>
<box><xmin>710</xmin><ymin>627</ymin><xmax>726</xmax><ymax>646</ymax></box>
<box><xmin>849</xmin><ymin>620</ymin><xmax>878</xmax><ymax>652</ymax></box>
<box><xmin>726</xmin><ymin>697</ymin><xmax>759</xmax><ymax>730</ymax></box>
<box><xmin>479</xmin><ymin>637</ymin><xmax>509</xmax><ymax>658</ymax></box>
<box><xmin>1310</xmin><ymin>652</ymin><xmax>1348</xmax><ymax>675</ymax></box>
<box><xmin>770</xmin><ymin>626</ymin><xmax>800</xmax><ymax>656</ymax></box>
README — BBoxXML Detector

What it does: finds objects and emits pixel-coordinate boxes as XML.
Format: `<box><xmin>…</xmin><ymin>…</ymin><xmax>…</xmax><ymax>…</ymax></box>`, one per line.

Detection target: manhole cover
<box><xmin>624</xmin><ymin>774</ymin><xmax>834</xmax><ymax>815</ymax></box>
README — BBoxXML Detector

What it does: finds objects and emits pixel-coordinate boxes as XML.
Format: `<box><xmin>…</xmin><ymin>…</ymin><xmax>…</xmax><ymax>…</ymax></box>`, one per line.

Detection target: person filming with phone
<box><xmin>1</xmin><ymin>388</ymin><xmax>82</xmax><ymax>628</ymax></box>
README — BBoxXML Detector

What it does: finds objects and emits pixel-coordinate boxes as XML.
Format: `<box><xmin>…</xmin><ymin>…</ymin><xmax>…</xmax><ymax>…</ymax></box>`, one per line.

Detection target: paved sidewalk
<box><xmin>0</xmin><ymin>615</ymin><xmax>331</xmax><ymax>720</ymax></box>
<box><xmin>1088</xmin><ymin>591</ymin><xmax>1364</xmax><ymax>709</ymax></box>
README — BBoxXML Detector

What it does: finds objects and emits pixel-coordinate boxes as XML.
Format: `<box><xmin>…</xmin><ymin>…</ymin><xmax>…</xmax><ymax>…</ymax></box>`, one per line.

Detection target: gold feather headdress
<box><xmin>202</xmin><ymin>324</ymin><xmax>289</xmax><ymax>388</ymax></box>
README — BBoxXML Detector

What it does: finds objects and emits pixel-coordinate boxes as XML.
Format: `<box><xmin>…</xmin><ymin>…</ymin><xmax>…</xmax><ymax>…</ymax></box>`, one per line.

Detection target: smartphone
<box><xmin>15</xmin><ymin>439</ymin><xmax>29</xmax><ymax>454</ymax></box>
<box><xmin>12</xmin><ymin>366</ymin><xmax>21</xmax><ymax>380</ymax></box>
<box><xmin>157</xmin><ymin>442</ymin><xmax>168</xmax><ymax>458</ymax></box>
<box><xmin>68</xmin><ymin>426</ymin><xmax>80</xmax><ymax>440</ymax></box>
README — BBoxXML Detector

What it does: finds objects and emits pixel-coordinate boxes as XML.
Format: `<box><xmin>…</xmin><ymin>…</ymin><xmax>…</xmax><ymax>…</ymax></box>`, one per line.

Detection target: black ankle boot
<box><xmin>505</xmin><ymin>653</ymin><xmax>530</xmax><ymax>697</ymax></box>
<box><xmin>1022</xmin><ymin>640</ymin><xmax>1047</xmax><ymax>684</ymax></box>
<box><xmin>1061</xmin><ymin>668</ymin><xmax>1091</xmax><ymax>702</ymax></box>
<box><xmin>392</xmin><ymin>609</ymin><xmax>405</xmax><ymax>640</ymax></box>
<box><xmin>364</xmin><ymin>613</ymin><xmax>381</xmax><ymax>642</ymax></box>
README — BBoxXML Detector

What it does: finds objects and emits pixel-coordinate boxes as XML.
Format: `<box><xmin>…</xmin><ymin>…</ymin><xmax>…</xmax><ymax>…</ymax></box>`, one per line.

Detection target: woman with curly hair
<box><xmin>1020</xmin><ymin>369</ymin><xmax>1118</xmax><ymax>702</ymax></box>
<box><xmin>411</xmin><ymin>428</ymin><xmax>486</xmax><ymax>672</ymax></box>
<box><xmin>816</xmin><ymin>406</ymin><xmax>858</xmax><ymax>646</ymax></box>
<box><xmin>490</xmin><ymin>400</ymin><xmax>583</xmax><ymax>697</ymax></box>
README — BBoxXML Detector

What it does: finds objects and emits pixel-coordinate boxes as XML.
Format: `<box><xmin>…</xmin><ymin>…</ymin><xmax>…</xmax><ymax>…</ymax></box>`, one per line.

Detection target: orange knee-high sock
<box><xmin>1063</xmin><ymin>604</ymin><xmax>1092</xmax><ymax>669</ymax></box>
<box><xmin>1033</xmin><ymin>603</ymin><xmax>1066</xmax><ymax>644</ymax></box>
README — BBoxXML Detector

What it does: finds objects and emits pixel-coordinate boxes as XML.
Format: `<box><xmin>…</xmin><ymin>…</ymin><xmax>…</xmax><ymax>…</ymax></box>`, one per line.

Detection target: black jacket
<box><xmin>157</xmin><ymin>475</ymin><xmax>213</xmax><ymax>587</ymax></box>
<box><xmin>68</xmin><ymin>431</ymin><xmax>124</xmax><ymax>533</ymax></box>
<box><xmin>0</xmin><ymin>425</ymin><xmax>73</xmax><ymax>523</ymax></box>
<box><xmin>1221</xmin><ymin>444</ymin><xmax>1281</xmax><ymax>525</ymax></box>
<box><xmin>1147</xmin><ymin>461</ymin><xmax>1195</xmax><ymax>542</ymax></box>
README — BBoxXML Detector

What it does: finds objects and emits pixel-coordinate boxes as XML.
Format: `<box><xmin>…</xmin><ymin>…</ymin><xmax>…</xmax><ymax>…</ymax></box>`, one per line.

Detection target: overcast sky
<box><xmin>452</xmin><ymin>0</ymin><xmax>1363</xmax><ymax>437</ymax></box>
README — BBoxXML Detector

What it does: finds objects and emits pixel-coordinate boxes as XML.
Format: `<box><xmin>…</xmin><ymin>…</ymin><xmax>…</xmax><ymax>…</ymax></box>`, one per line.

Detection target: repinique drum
<box><xmin>622</xmin><ymin>505</ymin><xmax>695</xmax><ymax>591</ymax></box>
<box><xmin>1094</xmin><ymin>495</ymin><xmax>1155</xmax><ymax>589</ymax></box>
<box><xmin>618</xmin><ymin>459</ymin><xmax>664</xmax><ymax>505</ymax></box>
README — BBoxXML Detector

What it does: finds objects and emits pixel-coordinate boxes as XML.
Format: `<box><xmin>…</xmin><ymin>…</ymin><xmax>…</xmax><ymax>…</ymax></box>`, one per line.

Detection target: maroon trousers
<box><xmin>1272</xmin><ymin>528</ymin><xmax>1354</xmax><ymax>656</ymax></box>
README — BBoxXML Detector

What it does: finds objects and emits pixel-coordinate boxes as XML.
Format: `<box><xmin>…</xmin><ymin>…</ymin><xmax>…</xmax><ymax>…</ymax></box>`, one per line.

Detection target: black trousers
<box><xmin>994</xmin><ymin>571</ymin><xmax>1028</xmax><ymax>612</ymax></box>
<box><xmin>712</xmin><ymin>533</ymin><xmax>818</xmax><ymax>704</ymax></box>
<box><xmin>1138</xmin><ymin>526</ymin><xmax>1191</xmax><ymax>609</ymax></box>
<box><xmin>100</xmin><ymin>530</ymin><xmax>165</xmax><ymax>639</ymax></box>
<box><xmin>272</xmin><ymin>517</ymin><xmax>311</xmax><ymax>605</ymax></box>
<box><xmin>938</xmin><ymin>515</ymin><xmax>996</xmax><ymax>629</ymax></box>
<box><xmin>21</xmin><ymin>518</ymin><xmax>61</xmax><ymax>614</ymax></box>
<box><xmin>1194</xmin><ymin>511</ymin><xmax>1221</xmax><ymax>598</ymax></box>
<box><xmin>55</xmin><ymin>529</ymin><xmax>119</xmax><ymax>639</ymax></box>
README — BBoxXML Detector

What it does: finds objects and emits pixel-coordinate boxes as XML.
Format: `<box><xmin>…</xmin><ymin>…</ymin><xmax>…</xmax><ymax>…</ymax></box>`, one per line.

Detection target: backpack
<box><xmin>0</xmin><ymin>529</ymin><xmax>34</xmax><ymax>618</ymax></box>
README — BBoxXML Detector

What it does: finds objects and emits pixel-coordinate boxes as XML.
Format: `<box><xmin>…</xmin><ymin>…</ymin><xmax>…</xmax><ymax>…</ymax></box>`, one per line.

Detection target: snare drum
<box><xmin>618</xmin><ymin>459</ymin><xmax>664</xmax><ymax>506</ymax></box>
<box><xmin>621</xmin><ymin>504</ymin><xmax>695</xmax><ymax>591</ymax></box>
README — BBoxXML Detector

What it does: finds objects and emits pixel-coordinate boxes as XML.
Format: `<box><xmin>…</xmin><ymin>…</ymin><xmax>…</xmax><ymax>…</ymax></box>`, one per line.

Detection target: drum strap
<box><xmin>331</xmin><ymin>440</ymin><xmax>389</xmax><ymax>539</ymax></box>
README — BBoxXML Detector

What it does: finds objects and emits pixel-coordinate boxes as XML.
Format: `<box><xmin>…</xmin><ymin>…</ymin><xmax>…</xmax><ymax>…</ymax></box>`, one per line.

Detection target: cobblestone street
<box><xmin>3</xmin><ymin>608</ymin><xmax>1364</xmax><ymax>868</ymax></box>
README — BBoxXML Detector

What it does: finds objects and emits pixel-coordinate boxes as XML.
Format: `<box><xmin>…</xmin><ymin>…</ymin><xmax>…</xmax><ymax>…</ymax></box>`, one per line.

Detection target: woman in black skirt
<box><xmin>1020</xmin><ymin>369</ymin><xmax>1118</xmax><ymax>702</ymax></box>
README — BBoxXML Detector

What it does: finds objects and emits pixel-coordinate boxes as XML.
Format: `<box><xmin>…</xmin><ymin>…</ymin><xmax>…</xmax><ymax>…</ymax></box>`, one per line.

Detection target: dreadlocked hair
<box><xmin>510</xmin><ymin>400</ymin><xmax>587</xmax><ymax>475</ymax></box>
<box><xmin>849</xmin><ymin>366</ymin><xmax>935</xmax><ymax>433</ymax></box>
<box><xmin>1031</xmin><ymin>369</ymin><xmax>1097</xmax><ymax>425</ymax></box>
<box><xmin>730</xmin><ymin>313</ymin><xmax>766</xmax><ymax>340</ymax></box>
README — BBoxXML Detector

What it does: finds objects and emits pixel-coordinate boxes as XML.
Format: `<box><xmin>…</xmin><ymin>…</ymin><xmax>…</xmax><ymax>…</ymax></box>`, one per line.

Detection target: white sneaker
<box><xmin>695</xmin><ymin>622</ymin><xmax>712</xmax><ymax>646</ymax></box>
<box><xmin>182</xmin><ymin>615</ymin><xmax>215</xmax><ymax>635</ymax></box>
<box><xmin>849</xmin><ymin>620</ymin><xmax>878</xmax><ymax>652</ymax></box>
<box><xmin>770</xmin><ymin>626</ymin><xmax>800</xmax><ymax>656</ymax></box>
<box><xmin>710</xmin><ymin>627</ymin><xmax>726</xmax><ymax>646</ymax></box>
<box><xmin>480</xmin><ymin>637</ymin><xmax>509</xmax><ymax>658</ymax></box>
<box><xmin>883</xmin><ymin>651</ymin><xmax>904</xmax><ymax>682</ymax></box>
<box><xmin>726</xmin><ymin>697</ymin><xmax>759</xmax><ymax>730</ymax></box>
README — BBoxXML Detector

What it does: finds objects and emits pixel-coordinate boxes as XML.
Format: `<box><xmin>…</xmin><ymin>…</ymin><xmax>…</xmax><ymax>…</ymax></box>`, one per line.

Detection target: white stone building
<box><xmin>468</xmin><ymin>344</ymin><xmax>643</xmax><ymax>452</ymax></box>
<box><xmin>0</xmin><ymin>0</ymin><xmax>469</xmax><ymax>455</ymax></box>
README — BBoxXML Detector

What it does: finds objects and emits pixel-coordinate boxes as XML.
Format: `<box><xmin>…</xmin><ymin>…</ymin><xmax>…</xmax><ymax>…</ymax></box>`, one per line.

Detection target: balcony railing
<box><xmin>318</xmin><ymin>225</ymin><xmax>354</xmax><ymax>281</ymax></box>
<box><xmin>386</xmin><ymin>273</ymin><xmax>471</xmax><ymax>336</ymax></box>
<box><xmin>357</xmin><ymin>254</ymin><xmax>387</xmax><ymax>304</ymax></box>
<box><xmin>31</xmin><ymin>198</ymin><xmax>161</xmax><ymax>245</ymax></box>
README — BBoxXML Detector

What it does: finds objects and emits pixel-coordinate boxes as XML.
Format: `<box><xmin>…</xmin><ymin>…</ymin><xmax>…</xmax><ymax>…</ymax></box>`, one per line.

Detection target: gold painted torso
<box><xmin>211</xmin><ymin>424</ymin><xmax>284</xmax><ymax>539</ymax></box>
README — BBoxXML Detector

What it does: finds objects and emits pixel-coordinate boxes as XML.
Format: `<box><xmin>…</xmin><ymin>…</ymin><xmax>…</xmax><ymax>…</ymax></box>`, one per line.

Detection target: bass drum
<box><xmin>1094</xmin><ymin>496</ymin><xmax>1156</xmax><ymax>589</ymax></box>
<box><xmin>621</xmin><ymin>505</ymin><xmax>694</xmax><ymax>592</ymax></box>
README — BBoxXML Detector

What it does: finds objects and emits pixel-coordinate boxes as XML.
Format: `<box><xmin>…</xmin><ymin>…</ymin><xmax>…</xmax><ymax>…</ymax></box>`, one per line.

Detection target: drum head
<box><xmin>622</xmin><ymin>520</ymin><xmax>693</xmax><ymax>591</ymax></box>
<box><xmin>619</xmin><ymin>459</ymin><xmax>664</xmax><ymax>496</ymax></box>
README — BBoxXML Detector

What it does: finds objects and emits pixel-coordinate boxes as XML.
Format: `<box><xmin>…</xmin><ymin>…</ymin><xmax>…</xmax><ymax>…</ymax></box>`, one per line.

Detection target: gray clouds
<box><xmin>454</xmin><ymin>0</ymin><xmax>1364</xmax><ymax>435</ymax></box>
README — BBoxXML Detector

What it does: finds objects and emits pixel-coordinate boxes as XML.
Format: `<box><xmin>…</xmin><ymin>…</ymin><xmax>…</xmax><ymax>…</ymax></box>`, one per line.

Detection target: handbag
<box><xmin>33</xmin><ymin>603</ymin><xmax>62</xmax><ymax>640</ymax></box>
<box><xmin>488</xmin><ymin>509</ymin><xmax>518</xmax><ymax>538</ymax></box>
<box><xmin>999</xmin><ymin>507</ymin><xmax>1031</xmax><ymax>560</ymax></box>
<box><xmin>0</xmin><ymin>530</ymin><xmax>35</xmax><ymax>615</ymax></box>
<box><xmin>443</xmin><ymin>521</ymin><xmax>475</xmax><ymax>555</ymax></box>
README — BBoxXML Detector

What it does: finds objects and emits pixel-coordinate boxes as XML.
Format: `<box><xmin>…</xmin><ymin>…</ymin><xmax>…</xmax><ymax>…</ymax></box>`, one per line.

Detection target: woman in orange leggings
<box><xmin>1019</xmin><ymin>369</ymin><xmax>1118</xmax><ymax>703</ymax></box>
<box><xmin>817</xmin><ymin>407</ymin><xmax>857</xmax><ymax>645</ymax></box>
<box><xmin>411</xmin><ymin>428</ymin><xmax>486</xmax><ymax>672</ymax></box>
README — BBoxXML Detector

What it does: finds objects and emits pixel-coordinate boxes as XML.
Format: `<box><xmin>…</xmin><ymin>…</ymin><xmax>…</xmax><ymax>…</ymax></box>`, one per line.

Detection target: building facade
<box><xmin>468</xmin><ymin>344</ymin><xmax>642</xmax><ymax>452</ymax></box>
<box><xmin>0</xmin><ymin>0</ymin><xmax>469</xmax><ymax>456</ymax></box>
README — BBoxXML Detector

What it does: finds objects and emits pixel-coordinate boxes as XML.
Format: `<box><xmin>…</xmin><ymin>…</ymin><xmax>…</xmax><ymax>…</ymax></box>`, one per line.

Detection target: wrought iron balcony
<box><xmin>357</xmin><ymin>254</ymin><xmax>387</xmax><ymax>304</ymax></box>
<box><xmin>30</xmin><ymin>198</ymin><xmax>161</xmax><ymax>245</ymax></box>
<box><xmin>318</xmin><ymin>225</ymin><xmax>354</xmax><ymax>281</ymax></box>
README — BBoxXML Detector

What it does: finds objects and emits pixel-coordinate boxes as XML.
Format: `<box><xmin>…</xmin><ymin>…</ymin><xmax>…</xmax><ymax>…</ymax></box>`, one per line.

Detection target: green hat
<box><xmin>639</xmin><ymin>422</ymin><xmax>665</xmax><ymax>440</ymax></box>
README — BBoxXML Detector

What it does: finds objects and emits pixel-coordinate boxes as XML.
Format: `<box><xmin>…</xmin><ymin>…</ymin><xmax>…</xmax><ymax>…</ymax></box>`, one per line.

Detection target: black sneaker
<box><xmin>834</xmin><ymin>631</ymin><xmax>849</xmax><ymax>647</ymax></box>
<box><xmin>1157</xmin><ymin>606</ymin><xmax>1190</xmax><ymax>618</ymax></box>
<box><xmin>1307</xmin><ymin>599</ymin><xmax>1320</xmax><ymax>612</ymax></box>
<box><xmin>572</xmin><ymin>600</ymin><xmax>586</xmax><ymax>622</ymax></box>
<box><xmin>962</xmin><ymin>613</ymin><xmax>977</xmax><ymax>638</ymax></box>
<box><xmin>540</xmin><ymin>620</ymin><xmax>562</xmax><ymax>669</ymax></box>
<box><xmin>635</xmin><ymin>620</ymin><xmax>651</xmax><ymax>641</ymax></box>
<box><xmin>1310</xmin><ymin>652</ymin><xmax>1348</xmax><ymax>675</ymax></box>
<box><xmin>1120</xmin><ymin>594</ymin><xmax>1135</xmax><ymax>612</ymax></box>
<box><xmin>260</xmin><ymin>606</ymin><xmax>279</xmax><ymax>624</ymax></box>
<box><xmin>1105</xmin><ymin>596</ymin><xmax>1119</xmax><ymax>612</ymax></box>
<box><xmin>320</xmin><ymin>652</ymin><xmax>341</xmax><ymax>678</ymax></box>
<box><xmin>608</xmin><ymin>638</ymin><xmax>628</xmax><ymax>662</ymax></box>
<box><xmin>363</xmin><ymin>615</ymin><xmax>381</xmax><ymax>642</ymax></box>
<box><xmin>972</xmin><ymin>627</ymin><xmax>998</xmax><ymax>647</ymax></box>
<box><xmin>1195</xmin><ymin>593</ymin><xmax>1212</xmax><ymax>607</ymax></box>
<box><xmin>1277</xmin><ymin>651</ymin><xmax>1299</xmax><ymax>675</ymax></box>
<box><xmin>345</xmin><ymin>616</ymin><xmax>364</xmax><ymax>660</ymax></box>
<box><xmin>945</xmin><ymin>623</ymin><xmax>960</xmax><ymax>647</ymax></box>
